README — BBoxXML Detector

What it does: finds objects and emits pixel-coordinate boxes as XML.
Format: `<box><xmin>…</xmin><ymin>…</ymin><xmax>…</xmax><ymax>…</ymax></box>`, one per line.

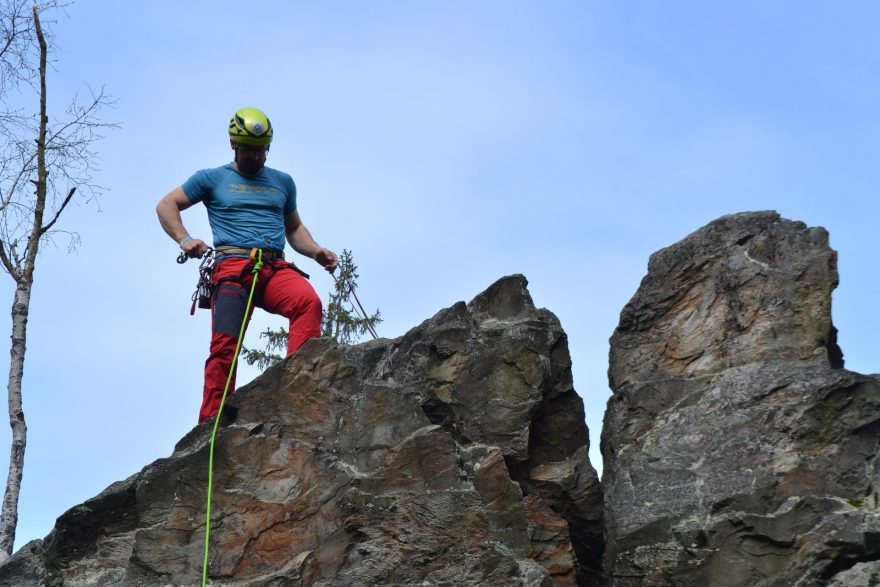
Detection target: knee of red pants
<box><xmin>287</xmin><ymin>291</ymin><xmax>322</xmax><ymax>355</ymax></box>
<box><xmin>257</xmin><ymin>266</ymin><xmax>323</xmax><ymax>354</ymax></box>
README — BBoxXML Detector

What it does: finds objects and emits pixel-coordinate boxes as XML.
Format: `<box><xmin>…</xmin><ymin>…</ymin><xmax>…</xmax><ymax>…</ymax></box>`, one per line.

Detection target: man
<box><xmin>157</xmin><ymin>107</ymin><xmax>338</xmax><ymax>422</ymax></box>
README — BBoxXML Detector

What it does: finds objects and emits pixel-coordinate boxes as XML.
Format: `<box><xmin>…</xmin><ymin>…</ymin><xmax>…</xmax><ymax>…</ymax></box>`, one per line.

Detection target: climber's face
<box><xmin>232</xmin><ymin>141</ymin><xmax>268</xmax><ymax>176</ymax></box>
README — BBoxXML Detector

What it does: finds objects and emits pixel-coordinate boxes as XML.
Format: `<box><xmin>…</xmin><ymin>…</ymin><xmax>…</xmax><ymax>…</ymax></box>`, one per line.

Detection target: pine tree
<box><xmin>321</xmin><ymin>249</ymin><xmax>381</xmax><ymax>344</ymax></box>
<box><xmin>239</xmin><ymin>327</ymin><xmax>287</xmax><ymax>371</ymax></box>
<box><xmin>240</xmin><ymin>249</ymin><xmax>380</xmax><ymax>369</ymax></box>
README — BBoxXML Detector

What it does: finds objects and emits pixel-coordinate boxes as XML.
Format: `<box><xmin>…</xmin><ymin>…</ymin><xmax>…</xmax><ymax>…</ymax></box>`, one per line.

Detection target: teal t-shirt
<box><xmin>182</xmin><ymin>163</ymin><xmax>297</xmax><ymax>250</ymax></box>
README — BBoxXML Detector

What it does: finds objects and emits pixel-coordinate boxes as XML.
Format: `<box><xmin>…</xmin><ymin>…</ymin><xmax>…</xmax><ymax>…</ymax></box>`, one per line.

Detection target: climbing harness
<box><xmin>179</xmin><ymin>247</ymin><xmax>310</xmax><ymax>316</ymax></box>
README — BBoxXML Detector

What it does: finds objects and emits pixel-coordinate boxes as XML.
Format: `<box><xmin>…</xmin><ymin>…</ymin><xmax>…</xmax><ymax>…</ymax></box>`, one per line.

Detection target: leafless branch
<box><xmin>0</xmin><ymin>0</ymin><xmax>33</xmax><ymax>95</ymax></box>
<box><xmin>0</xmin><ymin>149</ymin><xmax>37</xmax><ymax>215</ymax></box>
<box><xmin>0</xmin><ymin>240</ymin><xmax>18</xmax><ymax>281</ymax></box>
<box><xmin>35</xmin><ymin>228</ymin><xmax>79</xmax><ymax>254</ymax></box>
<box><xmin>0</xmin><ymin>0</ymin><xmax>115</xmax><ymax>261</ymax></box>
<box><xmin>0</xmin><ymin>1</ymin><xmax>59</xmax><ymax>98</ymax></box>
<box><xmin>38</xmin><ymin>185</ymin><xmax>73</xmax><ymax>234</ymax></box>
<box><xmin>0</xmin><ymin>83</ymin><xmax>117</xmax><ymax>261</ymax></box>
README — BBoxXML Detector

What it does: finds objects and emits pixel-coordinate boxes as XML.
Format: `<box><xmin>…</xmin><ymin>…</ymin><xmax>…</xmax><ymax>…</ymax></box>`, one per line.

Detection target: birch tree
<box><xmin>0</xmin><ymin>1</ymin><xmax>116</xmax><ymax>558</ymax></box>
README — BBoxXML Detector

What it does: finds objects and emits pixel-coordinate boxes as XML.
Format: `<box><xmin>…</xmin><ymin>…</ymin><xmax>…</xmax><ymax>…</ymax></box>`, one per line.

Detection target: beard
<box><xmin>235</xmin><ymin>154</ymin><xmax>264</xmax><ymax>176</ymax></box>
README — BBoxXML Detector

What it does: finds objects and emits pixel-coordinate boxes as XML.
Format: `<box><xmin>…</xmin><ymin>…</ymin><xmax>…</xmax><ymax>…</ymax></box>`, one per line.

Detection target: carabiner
<box><xmin>177</xmin><ymin>247</ymin><xmax>215</xmax><ymax>264</ymax></box>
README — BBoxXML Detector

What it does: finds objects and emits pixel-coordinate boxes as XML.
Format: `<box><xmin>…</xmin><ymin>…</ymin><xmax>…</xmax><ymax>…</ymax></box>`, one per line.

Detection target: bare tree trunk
<box><xmin>0</xmin><ymin>4</ymin><xmax>47</xmax><ymax>557</ymax></box>
<box><xmin>0</xmin><ymin>281</ymin><xmax>31</xmax><ymax>557</ymax></box>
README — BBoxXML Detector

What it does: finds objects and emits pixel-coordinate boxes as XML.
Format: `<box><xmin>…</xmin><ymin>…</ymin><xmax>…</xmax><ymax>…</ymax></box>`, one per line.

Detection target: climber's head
<box><xmin>229</xmin><ymin>107</ymin><xmax>272</xmax><ymax>175</ymax></box>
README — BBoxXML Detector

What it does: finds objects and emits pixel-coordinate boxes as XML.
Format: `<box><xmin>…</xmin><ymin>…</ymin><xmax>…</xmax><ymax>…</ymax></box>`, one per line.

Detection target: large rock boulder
<box><xmin>0</xmin><ymin>275</ymin><xmax>603</xmax><ymax>586</ymax></box>
<box><xmin>602</xmin><ymin>211</ymin><xmax>880</xmax><ymax>586</ymax></box>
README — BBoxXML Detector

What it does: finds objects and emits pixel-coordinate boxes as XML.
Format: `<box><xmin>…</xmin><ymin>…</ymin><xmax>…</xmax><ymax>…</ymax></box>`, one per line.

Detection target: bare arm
<box><xmin>285</xmin><ymin>210</ymin><xmax>338</xmax><ymax>271</ymax></box>
<box><xmin>156</xmin><ymin>187</ymin><xmax>209</xmax><ymax>258</ymax></box>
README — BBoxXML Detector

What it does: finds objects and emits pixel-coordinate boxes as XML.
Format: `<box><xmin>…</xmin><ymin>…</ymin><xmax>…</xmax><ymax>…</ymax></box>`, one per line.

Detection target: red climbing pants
<box><xmin>199</xmin><ymin>257</ymin><xmax>322</xmax><ymax>422</ymax></box>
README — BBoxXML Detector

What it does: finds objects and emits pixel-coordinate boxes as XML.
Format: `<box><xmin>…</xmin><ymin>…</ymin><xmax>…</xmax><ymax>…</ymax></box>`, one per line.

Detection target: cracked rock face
<box><xmin>602</xmin><ymin>211</ymin><xmax>880</xmax><ymax>586</ymax></box>
<box><xmin>0</xmin><ymin>274</ymin><xmax>602</xmax><ymax>586</ymax></box>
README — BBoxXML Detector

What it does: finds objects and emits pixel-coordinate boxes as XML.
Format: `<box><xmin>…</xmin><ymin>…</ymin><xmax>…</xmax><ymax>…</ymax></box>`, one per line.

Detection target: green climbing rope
<box><xmin>202</xmin><ymin>249</ymin><xmax>264</xmax><ymax>587</ymax></box>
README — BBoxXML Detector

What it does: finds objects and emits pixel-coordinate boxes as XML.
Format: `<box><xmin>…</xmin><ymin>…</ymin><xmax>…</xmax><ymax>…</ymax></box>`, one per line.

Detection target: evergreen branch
<box><xmin>246</xmin><ymin>249</ymin><xmax>382</xmax><ymax>367</ymax></box>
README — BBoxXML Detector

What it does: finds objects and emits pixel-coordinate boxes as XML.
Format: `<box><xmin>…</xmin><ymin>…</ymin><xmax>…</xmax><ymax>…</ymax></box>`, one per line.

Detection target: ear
<box><xmin>230</xmin><ymin>140</ymin><xmax>238</xmax><ymax>150</ymax></box>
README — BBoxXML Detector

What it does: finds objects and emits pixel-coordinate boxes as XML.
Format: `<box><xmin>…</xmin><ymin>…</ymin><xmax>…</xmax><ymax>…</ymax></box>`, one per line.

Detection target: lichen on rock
<box><xmin>602</xmin><ymin>211</ymin><xmax>880</xmax><ymax>586</ymax></box>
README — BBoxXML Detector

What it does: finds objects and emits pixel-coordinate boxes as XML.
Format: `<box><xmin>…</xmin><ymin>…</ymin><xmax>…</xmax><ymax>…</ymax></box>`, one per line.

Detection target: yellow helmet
<box><xmin>228</xmin><ymin>107</ymin><xmax>273</xmax><ymax>145</ymax></box>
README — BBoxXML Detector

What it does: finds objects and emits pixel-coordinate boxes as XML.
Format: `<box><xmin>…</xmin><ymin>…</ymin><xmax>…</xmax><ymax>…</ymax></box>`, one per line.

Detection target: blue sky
<box><xmin>1</xmin><ymin>1</ymin><xmax>878</xmax><ymax>551</ymax></box>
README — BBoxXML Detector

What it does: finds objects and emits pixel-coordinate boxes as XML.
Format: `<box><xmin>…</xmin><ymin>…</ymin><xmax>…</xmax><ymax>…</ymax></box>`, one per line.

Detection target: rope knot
<box><xmin>249</xmin><ymin>248</ymin><xmax>264</xmax><ymax>274</ymax></box>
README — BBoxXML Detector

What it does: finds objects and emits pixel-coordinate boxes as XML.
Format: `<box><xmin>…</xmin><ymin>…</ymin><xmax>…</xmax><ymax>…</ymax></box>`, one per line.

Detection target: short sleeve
<box><xmin>181</xmin><ymin>169</ymin><xmax>215</xmax><ymax>204</ymax></box>
<box><xmin>284</xmin><ymin>174</ymin><xmax>297</xmax><ymax>214</ymax></box>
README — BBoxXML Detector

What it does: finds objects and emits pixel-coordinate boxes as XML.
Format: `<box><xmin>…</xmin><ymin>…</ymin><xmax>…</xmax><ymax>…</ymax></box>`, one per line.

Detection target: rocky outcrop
<box><xmin>3</xmin><ymin>211</ymin><xmax>874</xmax><ymax>587</ymax></box>
<box><xmin>0</xmin><ymin>275</ymin><xmax>603</xmax><ymax>586</ymax></box>
<box><xmin>602</xmin><ymin>211</ymin><xmax>880</xmax><ymax>586</ymax></box>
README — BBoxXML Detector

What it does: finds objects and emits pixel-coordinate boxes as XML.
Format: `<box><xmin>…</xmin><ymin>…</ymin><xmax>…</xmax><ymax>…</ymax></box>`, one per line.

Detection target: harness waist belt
<box><xmin>214</xmin><ymin>246</ymin><xmax>285</xmax><ymax>260</ymax></box>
